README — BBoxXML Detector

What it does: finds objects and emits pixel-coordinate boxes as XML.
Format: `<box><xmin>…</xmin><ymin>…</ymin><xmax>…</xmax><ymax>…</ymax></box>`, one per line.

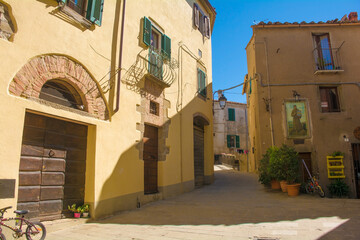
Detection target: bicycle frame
<box><xmin>0</xmin><ymin>216</ymin><xmax>32</xmax><ymax>238</ymax></box>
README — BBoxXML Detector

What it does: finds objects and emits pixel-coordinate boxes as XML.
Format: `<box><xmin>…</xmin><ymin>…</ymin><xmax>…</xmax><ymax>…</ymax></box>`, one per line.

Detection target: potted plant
<box><xmin>68</xmin><ymin>204</ymin><xmax>82</xmax><ymax>218</ymax></box>
<box><xmin>81</xmin><ymin>204</ymin><xmax>90</xmax><ymax>218</ymax></box>
<box><xmin>269</xmin><ymin>146</ymin><xmax>289</xmax><ymax>192</ymax></box>
<box><xmin>327</xmin><ymin>179</ymin><xmax>350</xmax><ymax>198</ymax></box>
<box><xmin>280</xmin><ymin>145</ymin><xmax>301</xmax><ymax>196</ymax></box>
<box><xmin>259</xmin><ymin>147</ymin><xmax>281</xmax><ymax>189</ymax></box>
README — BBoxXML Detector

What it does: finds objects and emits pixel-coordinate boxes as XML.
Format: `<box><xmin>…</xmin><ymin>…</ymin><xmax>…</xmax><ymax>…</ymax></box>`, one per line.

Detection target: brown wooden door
<box><xmin>299</xmin><ymin>152</ymin><xmax>312</xmax><ymax>182</ymax></box>
<box><xmin>193</xmin><ymin>126</ymin><xmax>204</xmax><ymax>188</ymax></box>
<box><xmin>143</xmin><ymin>124</ymin><xmax>158</xmax><ymax>194</ymax></box>
<box><xmin>352</xmin><ymin>144</ymin><xmax>360</xmax><ymax>198</ymax></box>
<box><xmin>17</xmin><ymin>113</ymin><xmax>87</xmax><ymax>220</ymax></box>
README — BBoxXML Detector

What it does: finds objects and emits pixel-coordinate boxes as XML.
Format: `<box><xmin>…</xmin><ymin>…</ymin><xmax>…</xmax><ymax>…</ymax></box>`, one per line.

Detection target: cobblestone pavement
<box><xmin>42</xmin><ymin>166</ymin><xmax>360</xmax><ymax>240</ymax></box>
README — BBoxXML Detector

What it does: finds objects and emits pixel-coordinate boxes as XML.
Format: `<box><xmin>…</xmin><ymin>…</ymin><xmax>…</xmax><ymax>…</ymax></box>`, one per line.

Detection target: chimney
<box><xmin>348</xmin><ymin>12</ymin><xmax>358</xmax><ymax>22</ymax></box>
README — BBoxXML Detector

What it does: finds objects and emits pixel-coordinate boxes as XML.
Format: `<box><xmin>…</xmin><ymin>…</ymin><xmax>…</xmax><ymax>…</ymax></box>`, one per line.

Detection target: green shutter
<box><xmin>228</xmin><ymin>108</ymin><xmax>235</xmax><ymax>121</ymax></box>
<box><xmin>59</xmin><ymin>0</ymin><xmax>66</xmax><ymax>4</ymax></box>
<box><xmin>161</xmin><ymin>34</ymin><xmax>171</xmax><ymax>59</ymax></box>
<box><xmin>198</xmin><ymin>69</ymin><xmax>206</xmax><ymax>97</ymax></box>
<box><xmin>227</xmin><ymin>135</ymin><xmax>231</xmax><ymax>148</ymax></box>
<box><xmin>236</xmin><ymin>135</ymin><xmax>240</xmax><ymax>148</ymax></box>
<box><xmin>143</xmin><ymin>17</ymin><xmax>151</xmax><ymax>46</ymax></box>
<box><xmin>86</xmin><ymin>0</ymin><xmax>104</xmax><ymax>26</ymax></box>
<box><xmin>201</xmin><ymin>71</ymin><xmax>206</xmax><ymax>96</ymax></box>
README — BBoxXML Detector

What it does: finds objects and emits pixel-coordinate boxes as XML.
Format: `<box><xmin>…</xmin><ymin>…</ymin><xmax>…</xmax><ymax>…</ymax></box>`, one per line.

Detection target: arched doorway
<box><xmin>193</xmin><ymin>114</ymin><xmax>210</xmax><ymax>188</ymax></box>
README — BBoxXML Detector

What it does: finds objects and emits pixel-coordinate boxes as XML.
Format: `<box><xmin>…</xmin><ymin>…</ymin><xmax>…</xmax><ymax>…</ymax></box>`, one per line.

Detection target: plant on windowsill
<box><xmin>68</xmin><ymin>204</ymin><xmax>82</xmax><ymax>218</ymax></box>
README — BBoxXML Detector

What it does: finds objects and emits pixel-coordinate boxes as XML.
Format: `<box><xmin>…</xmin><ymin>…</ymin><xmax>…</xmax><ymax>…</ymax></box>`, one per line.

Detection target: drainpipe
<box><xmin>113</xmin><ymin>0</ymin><xmax>126</xmax><ymax>113</ymax></box>
<box><xmin>255</xmin><ymin>39</ymin><xmax>275</xmax><ymax>146</ymax></box>
<box><xmin>245</xmin><ymin>107</ymin><xmax>249</xmax><ymax>172</ymax></box>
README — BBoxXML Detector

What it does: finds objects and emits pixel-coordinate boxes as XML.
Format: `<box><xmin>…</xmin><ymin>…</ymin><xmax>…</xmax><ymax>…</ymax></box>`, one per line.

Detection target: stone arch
<box><xmin>0</xmin><ymin>1</ymin><xmax>17</xmax><ymax>41</ymax></box>
<box><xmin>193</xmin><ymin>112</ymin><xmax>210</xmax><ymax>127</ymax></box>
<box><xmin>9</xmin><ymin>54</ymin><xmax>108</xmax><ymax>120</ymax></box>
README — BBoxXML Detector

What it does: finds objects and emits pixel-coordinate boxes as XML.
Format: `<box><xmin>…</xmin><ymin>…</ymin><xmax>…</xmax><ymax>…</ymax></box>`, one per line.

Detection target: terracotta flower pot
<box><xmin>270</xmin><ymin>180</ymin><xmax>281</xmax><ymax>190</ymax></box>
<box><xmin>287</xmin><ymin>183</ymin><xmax>301</xmax><ymax>196</ymax></box>
<box><xmin>280</xmin><ymin>180</ymin><xmax>288</xmax><ymax>192</ymax></box>
<box><xmin>74</xmin><ymin>212</ymin><xmax>81</xmax><ymax>218</ymax></box>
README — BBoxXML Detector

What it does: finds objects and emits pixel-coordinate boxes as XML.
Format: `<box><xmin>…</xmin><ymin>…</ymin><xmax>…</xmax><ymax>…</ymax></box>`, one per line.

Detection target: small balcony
<box><xmin>122</xmin><ymin>48</ymin><xmax>178</xmax><ymax>89</ymax></box>
<box><xmin>313</xmin><ymin>47</ymin><xmax>344</xmax><ymax>74</ymax></box>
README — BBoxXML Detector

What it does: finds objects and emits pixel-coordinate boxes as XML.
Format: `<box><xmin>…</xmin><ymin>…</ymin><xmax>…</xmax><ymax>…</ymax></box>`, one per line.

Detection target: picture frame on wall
<box><xmin>285</xmin><ymin>100</ymin><xmax>310</xmax><ymax>138</ymax></box>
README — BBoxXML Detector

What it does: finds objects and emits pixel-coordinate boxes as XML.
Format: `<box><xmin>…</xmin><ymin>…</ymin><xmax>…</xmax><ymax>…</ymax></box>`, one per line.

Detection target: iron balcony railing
<box><xmin>313</xmin><ymin>47</ymin><xmax>342</xmax><ymax>71</ymax></box>
<box><xmin>122</xmin><ymin>48</ymin><xmax>178</xmax><ymax>88</ymax></box>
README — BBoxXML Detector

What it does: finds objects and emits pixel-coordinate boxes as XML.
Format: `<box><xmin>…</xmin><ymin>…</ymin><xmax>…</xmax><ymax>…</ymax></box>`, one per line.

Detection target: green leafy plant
<box><xmin>279</xmin><ymin>145</ymin><xmax>300</xmax><ymax>184</ymax></box>
<box><xmin>258</xmin><ymin>147</ymin><xmax>274</xmax><ymax>185</ymax></box>
<box><xmin>327</xmin><ymin>179</ymin><xmax>350</xmax><ymax>198</ymax></box>
<box><xmin>68</xmin><ymin>204</ymin><xmax>82</xmax><ymax>213</ymax></box>
<box><xmin>81</xmin><ymin>204</ymin><xmax>89</xmax><ymax>213</ymax></box>
<box><xmin>259</xmin><ymin>145</ymin><xmax>300</xmax><ymax>185</ymax></box>
<box><xmin>330</xmin><ymin>151</ymin><xmax>345</xmax><ymax>157</ymax></box>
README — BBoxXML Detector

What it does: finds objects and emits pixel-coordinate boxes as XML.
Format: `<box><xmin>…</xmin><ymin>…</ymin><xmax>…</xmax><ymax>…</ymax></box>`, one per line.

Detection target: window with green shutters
<box><xmin>142</xmin><ymin>17</ymin><xmax>171</xmax><ymax>60</ymax></box>
<box><xmin>198</xmin><ymin>69</ymin><xmax>206</xmax><ymax>97</ymax></box>
<box><xmin>227</xmin><ymin>135</ymin><xmax>240</xmax><ymax>148</ymax></box>
<box><xmin>228</xmin><ymin>108</ymin><xmax>235</xmax><ymax>121</ymax></box>
<box><xmin>58</xmin><ymin>0</ymin><xmax>104</xmax><ymax>26</ymax></box>
<box><xmin>141</xmin><ymin>17</ymin><xmax>171</xmax><ymax>80</ymax></box>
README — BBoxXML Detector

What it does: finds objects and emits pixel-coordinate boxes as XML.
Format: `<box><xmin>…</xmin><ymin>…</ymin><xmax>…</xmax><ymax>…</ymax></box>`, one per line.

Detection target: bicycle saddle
<box><xmin>14</xmin><ymin>210</ymin><xmax>28</xmax><ymax>215</ymax></box>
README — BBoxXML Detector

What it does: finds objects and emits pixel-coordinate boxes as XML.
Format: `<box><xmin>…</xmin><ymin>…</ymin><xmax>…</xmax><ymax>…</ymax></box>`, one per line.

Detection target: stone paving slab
<box><xmin>44</xmin><ymin>168</ymin><xmax>360</xmax><ymax>240</ymax></box>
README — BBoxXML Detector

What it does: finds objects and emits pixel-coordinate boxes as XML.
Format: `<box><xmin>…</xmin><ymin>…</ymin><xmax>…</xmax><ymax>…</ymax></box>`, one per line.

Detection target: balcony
<box><xmin>313</xmin><ymin>47</ymin><xmax>344</xmax><ymax>75</ymax></box>
<box><xmin>122</xmin><ymin>48</ymin><xmax>178</xmax><ymax>89</ymax></box>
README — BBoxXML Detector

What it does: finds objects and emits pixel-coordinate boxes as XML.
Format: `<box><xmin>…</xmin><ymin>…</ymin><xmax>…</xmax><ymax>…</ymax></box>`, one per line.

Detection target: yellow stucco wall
<box><xmin>0</xmin><ymin>0</ymin><xmax>215</xmax><ymax>219</ymax></box>
<box><xmin>246</xmin><ymin>22</ymin><xmax>360</xmax><ymax>197</ymax></box>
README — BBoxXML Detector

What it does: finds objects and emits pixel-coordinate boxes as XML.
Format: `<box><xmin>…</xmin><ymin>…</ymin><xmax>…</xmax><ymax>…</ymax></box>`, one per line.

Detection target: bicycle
<box><xmin>0</xmin><ymin>206</ymin><xmax>46</xmax><ymax>240</ymax></box>
<box><xmin>302</xmin><ymin>159</ymin><xmax>325</xmax><ymax>198</ymax></box>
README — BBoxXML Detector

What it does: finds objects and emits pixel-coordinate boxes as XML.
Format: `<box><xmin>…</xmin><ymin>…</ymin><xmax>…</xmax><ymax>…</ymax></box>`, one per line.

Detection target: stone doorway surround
<box><xmin>8</xmin><ymin>54</ymin><xmax>108</xmax><ymax>120</ymax></box>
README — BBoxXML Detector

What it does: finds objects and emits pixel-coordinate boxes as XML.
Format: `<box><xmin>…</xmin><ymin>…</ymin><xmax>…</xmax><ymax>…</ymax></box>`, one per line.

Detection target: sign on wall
<box><xmin>285</xmin><ymin>101</ymin><xmax>310</xmax><ymax>138</ymax></box>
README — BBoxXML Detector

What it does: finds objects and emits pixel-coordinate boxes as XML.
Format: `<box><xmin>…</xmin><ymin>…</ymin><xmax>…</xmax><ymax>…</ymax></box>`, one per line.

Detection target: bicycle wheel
<box><xmin>0</xmin><ymin>232</ymin><xmax>6</xmax><ymax>240</ymax></box>
<box><xmin>317</xmin><ymin>186</ymin><xmax>325</xmax><ymax>198</ymax></box>
<box><xmin>25</xmin><ymin>222</ymin><xmax>46</xmax><ymax>240</ymax></box>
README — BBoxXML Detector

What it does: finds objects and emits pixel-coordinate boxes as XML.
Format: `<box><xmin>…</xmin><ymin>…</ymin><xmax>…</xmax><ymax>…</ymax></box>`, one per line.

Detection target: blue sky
<box><xmin>210</xmin><ymin>0</ymin><xmax>359</xmax><ymax>103</ymax></box>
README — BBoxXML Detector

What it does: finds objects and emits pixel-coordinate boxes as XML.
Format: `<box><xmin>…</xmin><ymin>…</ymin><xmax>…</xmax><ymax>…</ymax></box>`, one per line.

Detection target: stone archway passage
<box><xmin>9</xmin><ymin>54</ymin><xmax>108</xmax><ymax>120</ymax></box>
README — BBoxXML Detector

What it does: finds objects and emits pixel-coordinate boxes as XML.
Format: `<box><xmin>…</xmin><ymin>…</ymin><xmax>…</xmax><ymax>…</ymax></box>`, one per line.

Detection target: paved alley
<box><xmin>44</xmin><ymin>167</ymin><xmax>360</xmax><ymax>240</ymax></box>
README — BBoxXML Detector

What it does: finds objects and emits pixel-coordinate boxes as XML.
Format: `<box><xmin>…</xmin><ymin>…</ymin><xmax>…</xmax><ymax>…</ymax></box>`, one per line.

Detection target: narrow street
<box><xmin>45</xmin><ymin>166</ymin><xmax>360</xmax><ymax>240</ymax></box>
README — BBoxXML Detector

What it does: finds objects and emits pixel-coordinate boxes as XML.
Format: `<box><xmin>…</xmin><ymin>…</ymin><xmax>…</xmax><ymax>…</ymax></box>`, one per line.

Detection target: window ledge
<box><xmin>58</xmin><ymin>3</ymin><xmax>92</xmax><ymax>29</ymax></box>
<box><xmin>314</xmin><ymin>69</ymin><xmax>344</xmax><ymax>75</ymax></box>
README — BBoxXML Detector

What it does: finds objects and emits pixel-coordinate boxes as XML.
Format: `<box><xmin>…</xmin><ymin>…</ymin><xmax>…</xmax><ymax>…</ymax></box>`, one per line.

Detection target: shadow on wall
<box><xmin>92</xmin><ymin>82</ymin><xmax>214</xmax><ymax>219</ymax></box>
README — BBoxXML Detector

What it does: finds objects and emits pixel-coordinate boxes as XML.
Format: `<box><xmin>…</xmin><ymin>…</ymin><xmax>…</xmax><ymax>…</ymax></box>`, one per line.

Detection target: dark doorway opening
<box><xmin>352</xmin><ymin>143</ymin><xmax>360</xmax><ymax>198</ymax></box>
<box><xmin>143</xmin><ymin>124</ymin><xmax>158</xmax><ymax>194</ymax></box>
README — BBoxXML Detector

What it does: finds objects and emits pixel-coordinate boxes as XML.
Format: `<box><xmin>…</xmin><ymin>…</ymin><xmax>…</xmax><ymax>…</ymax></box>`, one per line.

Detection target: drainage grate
<box><xmin>253</xmin><ymin>237</ymin><xmax>279</xmax><ymax>240</ymax></box>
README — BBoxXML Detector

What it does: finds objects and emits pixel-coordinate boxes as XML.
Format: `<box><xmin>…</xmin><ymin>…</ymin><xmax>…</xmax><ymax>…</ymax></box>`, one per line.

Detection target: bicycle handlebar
<box><xmin>0</xmin><ymin>206</ymin><xmax>12</xmax><ymax>214</ymax></box>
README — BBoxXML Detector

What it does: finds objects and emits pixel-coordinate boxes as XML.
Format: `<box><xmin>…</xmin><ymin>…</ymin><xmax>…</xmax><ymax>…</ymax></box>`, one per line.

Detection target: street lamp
<box><xmin>218</xmin><ymin>94</ymin><xmax>227</xmax><ymax>109</ymax></box>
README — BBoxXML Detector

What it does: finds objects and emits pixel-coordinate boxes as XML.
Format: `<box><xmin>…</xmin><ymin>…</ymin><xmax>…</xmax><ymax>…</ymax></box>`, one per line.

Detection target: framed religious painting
<box><xmin>285</xmin><ymin>101</ymin><xmax>310</xmax><ymax>138</ymax></box>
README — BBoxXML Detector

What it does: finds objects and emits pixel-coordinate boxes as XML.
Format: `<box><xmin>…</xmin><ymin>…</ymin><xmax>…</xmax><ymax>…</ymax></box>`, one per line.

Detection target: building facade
<box><xmin>244</xmin><ymin>12</ymin><xmax>360</xmax><ymax>198</ymax></box>
<box><xmin>0</xmin><ymin>0</ymin><xmax>216</xmax><ymax>220</ymax></box>
<box><xmin>213</xmin><ymin>100</ymin><xmax>250</xmax><ymax>172</ymax></box>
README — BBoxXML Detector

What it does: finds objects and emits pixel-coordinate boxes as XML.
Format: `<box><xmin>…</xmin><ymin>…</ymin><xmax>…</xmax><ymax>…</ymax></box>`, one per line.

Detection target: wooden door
<box><xmin>299</xmin><ymin>152</ymin><xmax>312</xmax><ymax>182</ymax></box>
<box><xmin>143</xmin><ymin>124</ymin><xmax>158</xmax><ymax>194</ymax></box>
<box><xmin>17</xmin><ymin>113</ymin><xmax>87</xmax><ymax>220</ymax></box>
<box><xmin>352</xmin><ymin>144</ymin><xmax>360</xmax><ymax>198</ymax></box>
<box><xmin>193</xmin><ymin>126</ymin><xmax>204</xmax><ymax>188</ymax></box>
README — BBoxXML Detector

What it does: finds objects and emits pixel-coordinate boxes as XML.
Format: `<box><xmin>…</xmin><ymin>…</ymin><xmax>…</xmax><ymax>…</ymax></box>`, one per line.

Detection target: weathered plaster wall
<box><xmin>246</xmin><ymin>23</ymin><xmax>360</xmax><ymax>197</ymax></box>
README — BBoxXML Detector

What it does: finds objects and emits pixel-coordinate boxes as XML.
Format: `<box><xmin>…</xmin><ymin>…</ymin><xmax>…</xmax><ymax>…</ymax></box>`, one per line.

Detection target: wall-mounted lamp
<box><xmin>292</xmin><ymin>90</ymin><xmax>300</xmax><ymax>102</ymax></box>
<box><xmin>343</xmin><ymin>135</ymin><xmax>349</xmax><ymax>142</ymax></box>
<box><xmin>218</xmin><ymin>93</ymin><xmax>227</xmax><ymax>109</ymax></box>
